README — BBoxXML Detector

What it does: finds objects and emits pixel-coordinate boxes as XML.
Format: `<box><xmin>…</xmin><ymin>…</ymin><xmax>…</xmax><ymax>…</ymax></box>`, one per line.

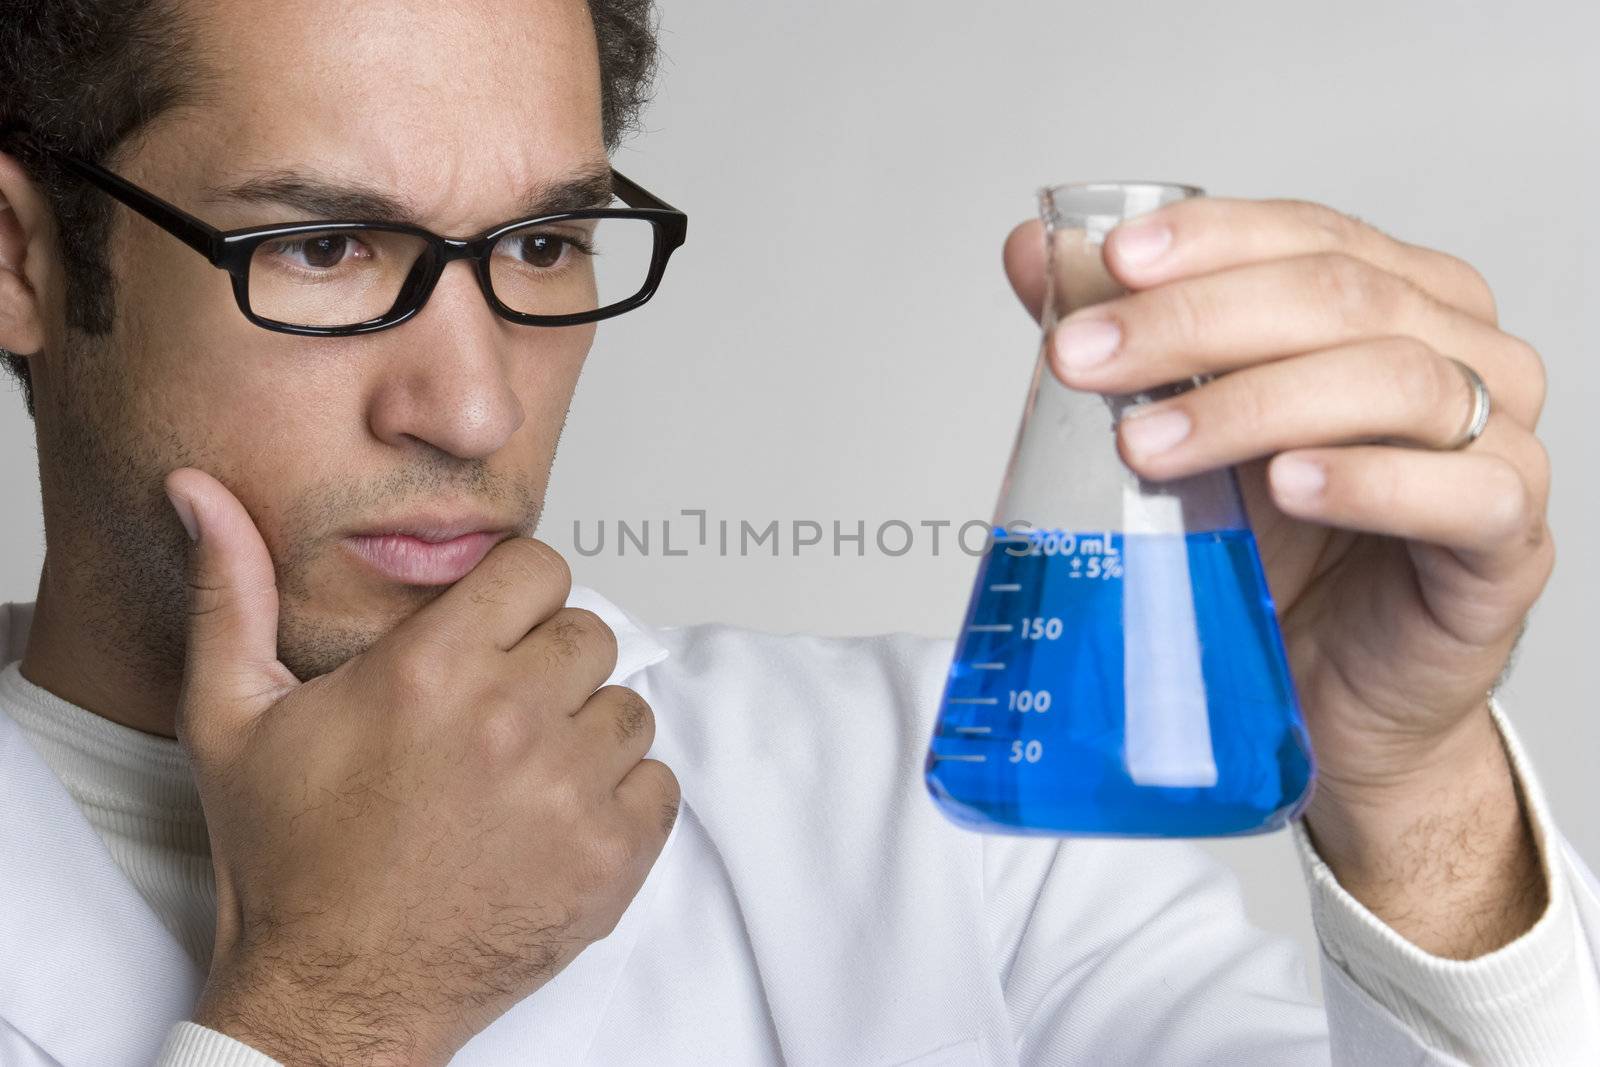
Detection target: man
<box><xmin>0</xmin><ymin>0</ymin><xmax>1594</xmax><ymax>1064</ymax></box>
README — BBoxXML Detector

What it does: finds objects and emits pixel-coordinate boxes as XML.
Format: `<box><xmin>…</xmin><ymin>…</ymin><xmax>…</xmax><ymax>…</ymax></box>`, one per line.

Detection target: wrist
<box><xmin>1302</xmin><ymin>703</ymin><xmax>1547</xmax><ymax>958</ymax></box>
<box><xmin>194</xmin><ymin>953</ymin><xmax>443</xmax><ymax>1067</ymax></box>
<box><xmin>1305</xmin><ymin>701</ymin><xmax>1504</xmax><ymax>866</ymax></box>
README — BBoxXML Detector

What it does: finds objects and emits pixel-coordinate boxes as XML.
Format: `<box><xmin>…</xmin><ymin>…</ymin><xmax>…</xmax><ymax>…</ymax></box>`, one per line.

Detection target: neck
<box><xmin>19</xmin><ymin>550</ymin><xmax>184</xmax><ymax>739</ymax></box>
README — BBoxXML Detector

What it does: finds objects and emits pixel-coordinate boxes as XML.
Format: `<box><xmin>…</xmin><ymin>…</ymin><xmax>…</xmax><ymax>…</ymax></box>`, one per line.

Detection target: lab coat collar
<box><xmin>0</xmin><ymin>584</ymin><xmax>670</xmax><ymax>1067</ymax></box>
<box><xmin>0</xmin><ymin>706</ymin><xmax>204</xmax><ymax>1067</ymax></box>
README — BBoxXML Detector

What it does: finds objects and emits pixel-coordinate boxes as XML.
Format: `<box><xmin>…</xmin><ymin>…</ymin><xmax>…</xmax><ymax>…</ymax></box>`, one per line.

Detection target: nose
<box><xmin>364</xmin><ymin>260</ymin><xmax>526</xmax><ymax>460</ymax></box>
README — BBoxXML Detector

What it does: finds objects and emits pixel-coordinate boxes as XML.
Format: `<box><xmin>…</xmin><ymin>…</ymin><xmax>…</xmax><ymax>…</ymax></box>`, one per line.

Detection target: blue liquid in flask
<box><xmin>925</xmin><ymin>528</ymin><xmax>1314</xmax><ymax>837</ymax></box>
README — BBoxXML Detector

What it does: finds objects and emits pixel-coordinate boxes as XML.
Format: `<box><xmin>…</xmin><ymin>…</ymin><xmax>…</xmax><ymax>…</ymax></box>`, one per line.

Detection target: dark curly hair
<box><xmin>0</xmin><ymin>0</ymin><xmax>660</xmax><ymax>418</ymax></box>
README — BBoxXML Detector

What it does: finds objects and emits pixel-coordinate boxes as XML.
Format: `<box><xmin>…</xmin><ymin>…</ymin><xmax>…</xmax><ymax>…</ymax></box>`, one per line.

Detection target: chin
<box><xmin>274</xmin><ymin>602</ymin><xmax>396</xmax><ymax>682</ymax></box>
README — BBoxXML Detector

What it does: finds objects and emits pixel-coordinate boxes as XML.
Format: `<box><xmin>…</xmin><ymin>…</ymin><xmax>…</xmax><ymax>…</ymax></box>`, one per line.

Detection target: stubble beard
<box><xmin>37</xmin><ymin>327</ymin><xmax>552</xmax><ymax>689</ymax></box>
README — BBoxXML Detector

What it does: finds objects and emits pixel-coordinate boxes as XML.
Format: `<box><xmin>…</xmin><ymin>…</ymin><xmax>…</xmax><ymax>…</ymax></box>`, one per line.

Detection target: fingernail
<box><xmin>1271</xmin><ymin>456</ymin><xmax>1326</xmax><ymax>500</ymax></box>
<box><xmin>166</xmin><ymin>488</ymin><xmax>199</xmax><ymax>543</ymax></box>
<box><xmin>1053</xmin><ymin>317</ymin><xmax>1121</xmax><ymax>373</ymax></box>
<box><xmin>1120</xmin><ymin>408</ymin><xmax>1191</xmax><ymax>458</ymax></box>
<box><xmin>1112</xmin><ymin>220</ymin><xmax>1172</xmax><ymax>269</ymax></box>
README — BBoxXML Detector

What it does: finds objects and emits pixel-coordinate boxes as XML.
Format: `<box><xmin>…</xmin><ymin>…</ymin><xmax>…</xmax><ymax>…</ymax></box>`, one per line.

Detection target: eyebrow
<box><xmin>204</xmin><ymin>165</ymin><xmax>617</xmax><ymax>228</ymax></box>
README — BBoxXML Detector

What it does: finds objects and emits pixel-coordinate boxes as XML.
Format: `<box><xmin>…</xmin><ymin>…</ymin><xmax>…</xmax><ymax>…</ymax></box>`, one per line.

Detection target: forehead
<box><xmin>150</xmin><ymin>0</ymin><xmax>605</xmax><ymax>215</ymax></box>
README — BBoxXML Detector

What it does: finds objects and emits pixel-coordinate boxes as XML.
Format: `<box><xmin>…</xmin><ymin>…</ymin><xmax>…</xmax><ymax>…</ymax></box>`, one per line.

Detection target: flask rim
<box><xmin>1040</xmin><ymin>180</ymin><xmax>1206</xmax><ymax>199</ymax></box>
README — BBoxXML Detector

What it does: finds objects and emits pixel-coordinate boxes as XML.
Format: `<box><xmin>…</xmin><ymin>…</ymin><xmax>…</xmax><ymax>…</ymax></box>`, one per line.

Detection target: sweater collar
<box><xmin>0</xmin><ymin>661</ymin><xmax>203</xmax><ymax>820</ymax></box>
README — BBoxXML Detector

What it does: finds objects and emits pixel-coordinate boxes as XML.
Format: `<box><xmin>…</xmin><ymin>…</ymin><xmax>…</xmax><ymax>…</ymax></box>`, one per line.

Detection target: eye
<box><xmin>260</xmin><ymin>233</ymin><xmax>371</xmax><ymax>271</ymax></box>
<box><xmin>524</xmin><ymin>234</ymin><xmax>564</xmax><ymax>268</ymax></box>
<box><xmin>301</xmin><ymin>235</ymin><xmax>351</xmax><ymax>269</ymax></box>
<box><xmin>498</xmin><ymin>230</ymin><xmax>592</xmax><ymax>270</ymax></box>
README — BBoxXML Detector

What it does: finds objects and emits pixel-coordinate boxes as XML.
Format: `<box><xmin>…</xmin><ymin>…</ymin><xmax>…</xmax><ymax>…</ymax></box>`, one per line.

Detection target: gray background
<box><xmin>1</xmin><ymin>0</ymin><xmax>1593</xmax><ymax>996</ymax></box>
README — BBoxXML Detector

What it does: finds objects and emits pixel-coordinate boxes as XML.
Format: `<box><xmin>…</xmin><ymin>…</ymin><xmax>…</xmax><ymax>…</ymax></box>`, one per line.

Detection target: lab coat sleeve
<box><xmin>1294</xmin><ymin>701</ymin><xmax>1600</xmax><ymax>1065</ymax></box>
<box><xmin>153</xmin><ymin>1021</ymin><xmax>283</xmax><ymax>1066</ymax></box>
<box><xmin>984</xmin><ymin>701</ymin><xmax>1600</xmax><ymax>1066</ymax></box>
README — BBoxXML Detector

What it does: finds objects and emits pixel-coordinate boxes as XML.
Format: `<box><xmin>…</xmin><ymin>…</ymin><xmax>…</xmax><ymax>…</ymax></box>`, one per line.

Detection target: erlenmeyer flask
<box><xmin>925</xmin><ymin>181</ymin><xmax>1315</xmax><ymax>837</ymax></box>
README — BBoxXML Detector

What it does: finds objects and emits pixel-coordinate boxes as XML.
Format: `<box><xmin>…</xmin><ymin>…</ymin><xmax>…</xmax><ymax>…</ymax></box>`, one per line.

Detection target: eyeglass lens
<box><xmin>246</xmin><ymin>215</ymin><xmax>659</xmax><ymax>328</ymax></box>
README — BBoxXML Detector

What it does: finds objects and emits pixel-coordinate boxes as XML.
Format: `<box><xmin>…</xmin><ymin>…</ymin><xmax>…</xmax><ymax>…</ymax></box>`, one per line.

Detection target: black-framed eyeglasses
<box><xmin>14</xmin><ymin>134</ymin><xmax>687</xmax><ymax>337</ymax></box>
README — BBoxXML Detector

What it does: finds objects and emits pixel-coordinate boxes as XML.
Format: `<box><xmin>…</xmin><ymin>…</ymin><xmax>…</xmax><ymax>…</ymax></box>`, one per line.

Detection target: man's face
<box><xmin>34</xmin><ymin>0</ymin><xmax>607</xmax><ymax>681</ymax></box>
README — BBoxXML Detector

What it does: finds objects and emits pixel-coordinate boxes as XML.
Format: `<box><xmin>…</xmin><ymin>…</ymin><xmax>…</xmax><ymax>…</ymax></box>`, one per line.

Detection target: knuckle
<box><xmin>563</xmin><ymin>606</ymin><xmax>613</xmax><ymax>642</ymax></box>
<box><xmin>544</xmin><ymin>624</ymin><xmax>584</xmax><ymax>667</ymax></box>
<box><xmin>547</xmin><ymin>607</ymin><xmax>618</xmax><ymax>668</ymax></box>
<box><xmin>1508</xmin><ymin>436</ymin><xmax>1553</xmax><ymax>549</ymax></box>
<box><xmin>1373</xmin><ymin>333</ymin><xmax>1430</xmax><ymax>373</ymax></box>
<box><xmin>642</xmin><ymin>758</ymin><xmax>681</xmax><ymax>819</ymax></box>
<box><xmin>1481</xmin><ymin>458</ymin><xmax>1531</xmax><ymax>541</ymax></box>
<box><xmin>1445</xmin><ymin>253</ymin><xmax>1498</xmax><ymax>322</ymax></box>
<box><xmin>1400</xmin><ymin>344</ymin><xmax>1464</xmax><ymax>438</ymax></box>
<box><xmin>183</xmin><ymin>574</ymin><xmax>229</xmax><ymax>621</ymax></box>
<box><xmin>1309</xmin><ymin>252</ymin><xmax>1390</xmax><ymax>327</ymax></box>
<box><xmin>1282</xmin><ymin>199</ymin><xmax>1360</xmax><ymax>249</ymax></box>
<box><xmin>1161</xmin><ymin>280</ymin><xmax>1216</xmax><ymax>348</ymax></box>
<box><xmin>1526</xmin><ymin>437</ymin><xmax>1552</xmax><ymax>504</ymax></box>
<box><xmin>658</xmin><ymin>787</ymin><xmax>682</xmax><ymax>838</ymax></box>
<box><xmin>1214</xmin><ymin>373</ymin><xmax>1271</xmax><ymax>438</ymax></box>
<box><xmin>618</xmin><ymin>760</ymin><xmax>682</xmax><ymax>842</ymax></box>
<box><xmin>601</xmin><ymin>686</ymin><xmax>654</xmax><ymax>746</ymax></box>
<box><xmin>491</xmin><ymin>537</ymin><xmax>572</xmax><ymax>598</ymax></box>
<box><xmin>1524</xmin><ymin>514</ymin><xmax>1554</xmax><ymax>558</ymax></box>
<box><xmin>471</xmin><ymin>706</ymin><xmax>534</xmax><ymax>772</ymax></box>
<box><xmin>1534</xmin><ymin>526</ymin><xmax>1557</xmax><ymax>580</ymax></box>
<box><xmin>1501</xmin><ymin>334</ymin><xmax>1547</xmax><ymax>420</ymax></box>
<box><xmin>536</xmin><ymin>618</ymin><xmax>585</xmax><ymax>669</ymax></box>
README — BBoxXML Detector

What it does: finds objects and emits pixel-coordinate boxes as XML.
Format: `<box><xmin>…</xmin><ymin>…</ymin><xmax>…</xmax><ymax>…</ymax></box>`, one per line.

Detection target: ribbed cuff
<box><xmin>1292</xmin><ymin>700</ymin><xmax>1594</xmax><ymax>1065</ymax></box>
<box><xmin>155</xmin><ymin>1022</ymin><xmax>284</xmax><ymax>1067</ymax></box>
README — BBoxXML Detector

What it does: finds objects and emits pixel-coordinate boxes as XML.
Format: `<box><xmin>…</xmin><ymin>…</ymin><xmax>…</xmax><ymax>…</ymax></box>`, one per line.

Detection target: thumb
<box><xmin>164</xmin><ymin>467</ymin><xmax>297</xmax><ymax>747</ymax></box>
<box><xmin>1004</xmin><ymin>218</ymin><xmax>1047</xmax><ymax>324</ymax></box>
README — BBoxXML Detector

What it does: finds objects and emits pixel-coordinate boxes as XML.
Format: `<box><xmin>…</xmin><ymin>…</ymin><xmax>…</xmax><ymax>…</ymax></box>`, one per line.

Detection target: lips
<box><xmin>344</xmin><ymin>530</ymin><xmax>505</xmax><ymax>586</ymax></box>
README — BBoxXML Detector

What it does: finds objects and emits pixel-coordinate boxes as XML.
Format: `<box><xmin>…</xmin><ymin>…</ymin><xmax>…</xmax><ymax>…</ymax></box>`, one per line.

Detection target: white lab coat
<box><xmin>1</xmin><ymin>589</ymin><xmax>1597</xmax><ymax>1067</ymax></box>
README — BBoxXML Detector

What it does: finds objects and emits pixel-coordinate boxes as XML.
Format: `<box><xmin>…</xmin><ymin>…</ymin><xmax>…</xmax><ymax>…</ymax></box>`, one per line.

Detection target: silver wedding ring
<box><xmin>1444</xmin><ymin>358</ymin><xmax>1492</xmax><ymax>450</ymax></box>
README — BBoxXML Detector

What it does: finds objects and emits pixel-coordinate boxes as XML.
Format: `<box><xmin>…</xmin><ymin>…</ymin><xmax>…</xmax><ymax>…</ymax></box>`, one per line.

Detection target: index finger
<box><xmin>1099</xmin><ymin>198</ymin><xmax>1500</xmax><ymax>325</ymax></box>
<box><xmin>393</xmin><ymin>535</ymin><xmax>572</xmax><ymax>654</ymax></box>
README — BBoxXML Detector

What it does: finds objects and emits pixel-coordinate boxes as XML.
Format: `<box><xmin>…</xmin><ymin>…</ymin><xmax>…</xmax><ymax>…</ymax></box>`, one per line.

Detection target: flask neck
<box><xmin>1038</xmin><ymin>220</ymin><xmax>1126</xmax><ymax>327</ymax></box>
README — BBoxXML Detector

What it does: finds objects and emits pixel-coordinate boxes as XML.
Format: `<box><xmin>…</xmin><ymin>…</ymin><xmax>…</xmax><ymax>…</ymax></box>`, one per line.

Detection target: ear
<box><xmin>0</xmin><ymin>151</ymin><xmax>52</xmax><ymax>357</ymax></box>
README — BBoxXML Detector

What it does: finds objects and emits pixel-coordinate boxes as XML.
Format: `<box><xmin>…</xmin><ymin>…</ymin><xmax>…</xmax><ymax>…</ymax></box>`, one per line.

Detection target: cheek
<box><xmin>109</xmin><ymin>247</ymin><xmax>370</xmax><ymax>549</ymax></box>
<box><xmin>115</xmin><ymin>234</ymin><xmax>268</xmax><ymax>419</ymax></box>
<box><xmin>553</xmin><ymin>320</ymin><xmax>597</xmax><ymax>378</ymax></box>
<box><xmin>115</xmin><ymin>237</ymin><xmax>360</xmax><ymax>434</ymax></box>
<box><xmin>518</xmin><ymin>320</ymin><xmax>595</xmax><ymax>419</ymax></box>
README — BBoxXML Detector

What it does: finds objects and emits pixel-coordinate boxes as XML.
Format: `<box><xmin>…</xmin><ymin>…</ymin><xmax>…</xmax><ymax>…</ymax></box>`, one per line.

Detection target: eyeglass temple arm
<box><xmin>62</xmin><ymin>159</ymin><xmax>674</xmax><ymax>252</ymax></box>
<box><xmin>6</xmin><ymin>127</ymin><xmax>672</xmax><ymax>261</ymax></box>
<box><xmin>610</xmin><ymin>168</ymin><xmax>683</xmax><ymax>215</ymax></box>
<box><xmin>51</xmin><ymin>154</ymin><xmax>224</xmax><ymax>262</ymax></box>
